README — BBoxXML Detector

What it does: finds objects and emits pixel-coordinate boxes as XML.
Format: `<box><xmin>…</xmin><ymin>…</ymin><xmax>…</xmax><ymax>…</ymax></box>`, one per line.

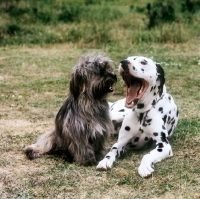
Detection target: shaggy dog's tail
<box><xmin>24</xmin><ymin>129</ymin><xmax>56</xmax><ymax>159</ymax></box>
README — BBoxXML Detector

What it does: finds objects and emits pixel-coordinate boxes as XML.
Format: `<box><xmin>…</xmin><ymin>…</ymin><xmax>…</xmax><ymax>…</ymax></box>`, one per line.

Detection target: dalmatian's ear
<box><xmin>156</xmin><ymin>63</ymin><xmax>165</xmax><ymax>97</ymax></box>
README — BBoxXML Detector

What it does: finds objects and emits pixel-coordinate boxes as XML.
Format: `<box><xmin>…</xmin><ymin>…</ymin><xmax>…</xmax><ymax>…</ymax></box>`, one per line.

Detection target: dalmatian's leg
<box><xmin>138</xmin><ymin>132</ymin><xmax>173</xmax><ymax>177</ymax></box>
<box><xmin>97</xmin><ymin>114</ymin><xmax>138</xmax><ymax>170</ymax></box>
<box><xmin>109</xmin><ymin>98</ymin><xmax>131</xmax><ymax>135</ymax></box>
<box><xmin>96</xmin><ymin>133</ymin><xmax>133</xmax><ymax>170</ymax></box>
<box><xmin>109</xmin><ymin>99</ymin><xmax>130</xmax><ymax>122</ymax></box>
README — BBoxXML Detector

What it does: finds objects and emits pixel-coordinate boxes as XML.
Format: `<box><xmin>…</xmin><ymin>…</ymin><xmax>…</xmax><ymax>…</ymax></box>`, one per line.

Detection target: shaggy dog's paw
<box><xmin>81</xmin><ymin>157</ymin><xmax>97</xmax><ymax>166</ymax></box>
<box><xmin>96</xmin><ymin>158</ymin><xmax>113</xmax><ymax>171</ymax></box>
<box><xmin>77</xmin><ymin>148</ymin><xmax>97</xmax><ymax>166</ymax></box>
<box><xmin>24</xmin><ymin>145</ymin><xmax>41</xmax><ymax>160</ymax></box>
<box><xmin>138</xmin><ymin>162</ymin><xmax>154</xmax><ymax>177</ymax></box>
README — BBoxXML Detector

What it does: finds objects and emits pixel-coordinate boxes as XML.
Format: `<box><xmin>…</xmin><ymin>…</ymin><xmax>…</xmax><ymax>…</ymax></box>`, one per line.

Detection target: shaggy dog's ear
<box><xmin>69</xmin><ymin>71</ymin><xmax>86</xmax><ymax>98</ymax></box>
<box><xmin>156</xmin><ymin>63</ymin><xmax>165</xmax><ymax>97</ymax></box>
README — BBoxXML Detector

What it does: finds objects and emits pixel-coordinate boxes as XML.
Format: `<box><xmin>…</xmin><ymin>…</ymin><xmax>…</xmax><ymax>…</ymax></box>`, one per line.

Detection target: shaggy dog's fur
<box><xmin>24</xmin><ymin>53</ymin><xmax>117</xmax><ymax>165</ymax></box>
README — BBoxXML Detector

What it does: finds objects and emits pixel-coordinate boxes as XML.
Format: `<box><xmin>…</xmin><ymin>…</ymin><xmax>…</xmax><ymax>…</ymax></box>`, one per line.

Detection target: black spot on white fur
<box><xmin>152</xmin><ymin>100</ymin><xmax>156</xmax><ymax>106</ymax></box>
<box><xmin>137</xmin><ymin>104</ymin><xmax>144</xmax><ymax>109</ymax></box>
<box><xmin>153</xmin><ymin>132</ymin><xmax>158</xmax><ymax>136</ymax></box>
<box><xmin>161</xmin><ymin>132</ymin><xmax>168</xmax><ymax>144</ymax></box>
<box><xmin>157</xmin><ymin>143</ymin><xmax>164</xmax><ymax>148</ymax></box>
<box><xmin>134</xmin><ymin>137</ymin><xmax>139</xmax><ymax>142</ymax></box>
<box><xmin>141</xmin><ymin>59</ymin><xmax>148</xmax><ymax>65</ymax></box>
<box><xmin>139</xmin><ymin>127</ymin><xmax>144</xmax><ymax>133</ymax></box>
<box><xmin>162</xmin><ymin>125</ymin><xmax>166</xmax><ymax>130</ymax></box>
<box><xmin>162</xmin><ymin>115</ymin><xmax>167</xmax><ymax>124</ymax></box>
<box><xmin>158</xmin><ymin>107</ymin><xmax>163</xmax><ymax>113</ymax></box>
<box><xmin>139</xmin><ymin>113</ymin><xmax>144</xmax><ymax>124</ymax></box>
<box><xmin>125</xmin><ymin>126</ymin><xmax>130</xmax><ymax>131</ymax></box>
<box><xmin>168</xmin><ymin>127</ymin><xmax>173</xmax><ymax>135</ymax></box>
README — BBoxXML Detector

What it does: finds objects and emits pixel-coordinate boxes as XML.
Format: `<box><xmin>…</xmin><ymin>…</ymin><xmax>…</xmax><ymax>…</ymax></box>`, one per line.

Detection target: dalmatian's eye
<box><xmin>141</xmin><ymin>60</ymin><xmax>148</xmax><ymax>65</ymax></box>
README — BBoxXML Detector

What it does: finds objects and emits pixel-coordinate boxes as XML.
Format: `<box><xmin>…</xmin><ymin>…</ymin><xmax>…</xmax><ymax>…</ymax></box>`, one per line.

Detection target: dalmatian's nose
<box><xmin>120</xmin><ymin>60</ymin><xmax>130</xmax><ymax>73</ymax></box>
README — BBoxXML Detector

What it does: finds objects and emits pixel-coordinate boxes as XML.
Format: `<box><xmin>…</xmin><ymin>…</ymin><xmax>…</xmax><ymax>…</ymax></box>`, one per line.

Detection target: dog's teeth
<box><xmin>139</xmin><ymin>86</ymin><xmax>144</xmax><ymax>94</ymax></box>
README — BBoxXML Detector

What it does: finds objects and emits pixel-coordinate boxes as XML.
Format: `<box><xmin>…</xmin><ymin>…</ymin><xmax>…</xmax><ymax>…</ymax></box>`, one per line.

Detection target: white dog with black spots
<box><xmin>97</xmin><ymin>56</ymin><xmax>179</xmax><ymax>177</ymax></box>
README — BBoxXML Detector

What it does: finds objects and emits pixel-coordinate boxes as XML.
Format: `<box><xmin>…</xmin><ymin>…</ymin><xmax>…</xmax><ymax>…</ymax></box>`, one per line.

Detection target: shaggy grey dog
<box><xmin>24</xmin><ymin>53</ymin><xmax>117</xmax><ymax>165</ymax></box>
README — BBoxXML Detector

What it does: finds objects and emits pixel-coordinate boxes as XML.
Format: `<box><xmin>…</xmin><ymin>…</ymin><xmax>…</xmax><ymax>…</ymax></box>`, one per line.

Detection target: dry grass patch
<box><xmin>0</xmin><ymin>43</ymin><xmax>200</xmax><ymax>198</ymax></box>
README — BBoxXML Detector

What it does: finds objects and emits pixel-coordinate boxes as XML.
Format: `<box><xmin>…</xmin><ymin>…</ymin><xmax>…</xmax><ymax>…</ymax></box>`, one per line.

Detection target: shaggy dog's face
<box><xmin>70</xmin><ymin>54</ymin><xmax>117</xmax><ymax>99</ymax></box>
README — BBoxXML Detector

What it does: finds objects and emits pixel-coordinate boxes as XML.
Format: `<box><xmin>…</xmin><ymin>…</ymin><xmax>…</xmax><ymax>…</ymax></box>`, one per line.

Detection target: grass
<box><xmin>0</xmin><ymin>0</ymin><xmax>200</xmax><ymax>198</ymax></box>
<box><xmin>1</xmin><ymin>42</ymin><xmax>200</xmax><ymax>199</ymax></box>
<box><xmin>1</xmin><ymin>0</ymin><xmax>200</xmax><ymax>46</ymax></box>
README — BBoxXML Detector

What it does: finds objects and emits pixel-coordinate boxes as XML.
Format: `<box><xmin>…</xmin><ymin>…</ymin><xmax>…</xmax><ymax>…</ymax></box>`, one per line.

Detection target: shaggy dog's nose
<box><xmin>111</xmin><ymin>72</ymin><xmax>117</xmax><ymax>80</ymax></box>
<box><xmin>120</xmin><ymin>60</ymin><xmax>130</xmax><ymax>72</ymax></box>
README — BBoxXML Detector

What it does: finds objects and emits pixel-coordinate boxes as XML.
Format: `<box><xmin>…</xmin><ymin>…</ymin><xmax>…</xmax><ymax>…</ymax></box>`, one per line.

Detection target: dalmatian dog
<box><xmin>97</xmin><ymin>56</ymin><xmax>179</xmax><ymax>177</ymax></box>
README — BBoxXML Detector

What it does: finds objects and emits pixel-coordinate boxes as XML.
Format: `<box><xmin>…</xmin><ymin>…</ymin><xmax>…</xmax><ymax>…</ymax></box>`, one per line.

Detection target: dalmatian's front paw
<box><xmin>138</xmin><ymin>162</ymin><xmax>154</xmax><ymax>177</ymax></box>
<box><xmin>96</xmin><ymin>158</ymin><xmax>113</xmax><ymax>171</ymax></box>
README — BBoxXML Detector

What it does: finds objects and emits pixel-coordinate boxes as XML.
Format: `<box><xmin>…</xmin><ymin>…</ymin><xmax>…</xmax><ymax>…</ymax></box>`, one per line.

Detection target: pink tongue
<box><xmin>126</xmin><ymin>83</ymin><xmax>141</xmax><ymax>104</ymax></box>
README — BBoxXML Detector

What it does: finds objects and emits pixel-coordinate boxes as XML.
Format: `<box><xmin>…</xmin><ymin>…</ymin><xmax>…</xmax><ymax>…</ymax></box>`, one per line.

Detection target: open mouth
<box><xmin>108</xmin><ymin>86</ymin><xmax>114</xmax><ymax>92</ymax></box>
<box><xmin>107</xmin><ymin>79</ymin><xmax>116</xmax><ymax>92</ymax></box>
<box><xmin>107</xmin><ymin>73</ymin><xmax>117</xmax><ymax>93</ymax></box>
<box><xmin>122</xmin><ymin>72</ymin><xmax>149</xmax><ymax>108</ymax></box>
